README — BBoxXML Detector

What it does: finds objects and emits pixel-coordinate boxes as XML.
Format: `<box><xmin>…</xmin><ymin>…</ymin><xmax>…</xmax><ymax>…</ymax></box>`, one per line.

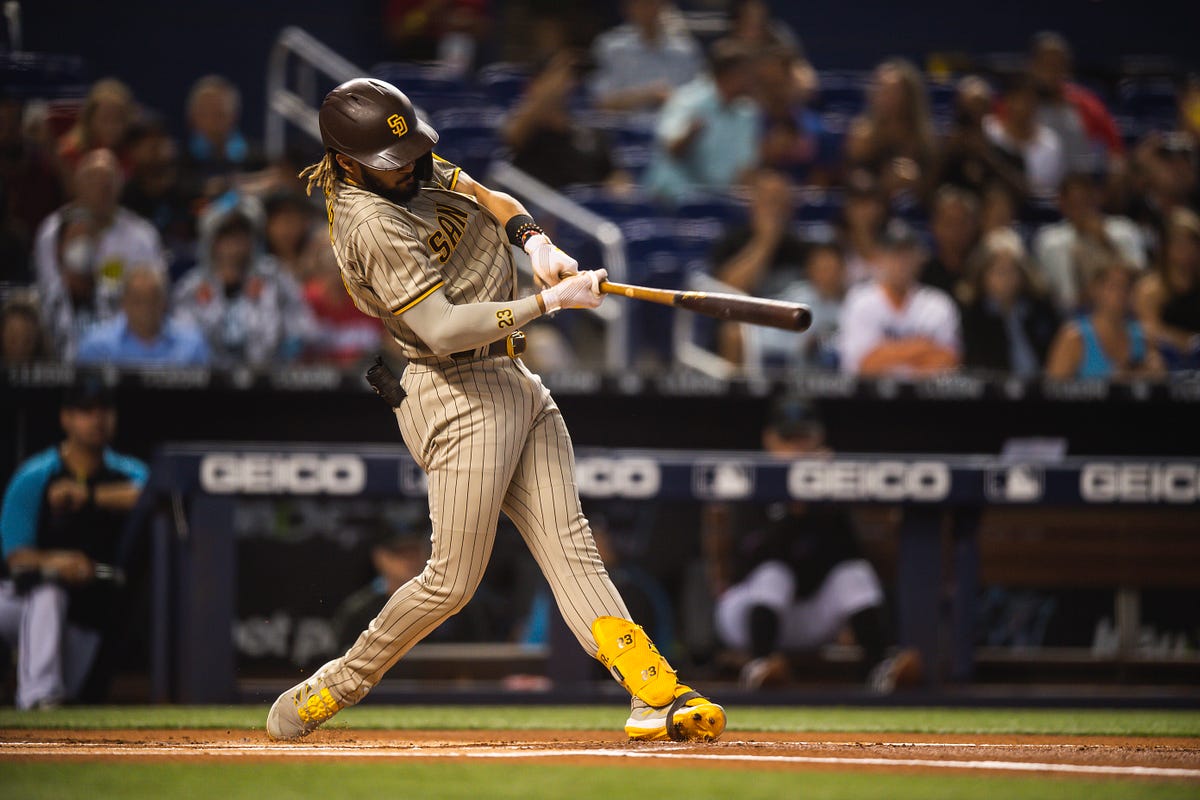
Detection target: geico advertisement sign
<box><xmin>1081</xmin><ymin>463</ymin><xmax>1200</xmax><ymax>503</ymax></box>
<box><xmin>575</xmin><ymin>457</ymin><xmax>661</xmax><ymax>498</ymax></box>
<box><xmin>788</xmin><ymin>460</ymin><xmax>951</xmax><ymax>501</ymax></box>
<box><xmin>200</xmin><ymin>454</ymin><xmax>366</xmax><ymax>495</ymax></box>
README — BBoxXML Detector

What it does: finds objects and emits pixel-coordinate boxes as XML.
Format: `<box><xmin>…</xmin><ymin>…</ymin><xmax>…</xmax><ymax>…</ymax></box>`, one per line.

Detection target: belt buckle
<box><xmin>507</xmin><ymin>330</ymin><xmax>526</xmax><ymax>358</ymax></box>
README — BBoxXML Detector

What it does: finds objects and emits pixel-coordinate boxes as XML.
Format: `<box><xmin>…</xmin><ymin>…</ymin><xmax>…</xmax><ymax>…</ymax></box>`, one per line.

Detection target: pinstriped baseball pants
<box><xmin>324</xmin><ymin>356</ymin><xmax>630</xmax><ymax>705</ymax></box>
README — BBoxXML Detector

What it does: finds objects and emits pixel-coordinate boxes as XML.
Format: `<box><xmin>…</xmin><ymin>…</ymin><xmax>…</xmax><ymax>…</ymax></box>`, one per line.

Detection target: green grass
<box><xmin>2</xmin><ymin>704</ymin><xmax>1199</xmax><ymax>737</ymax></box>
<box><xmin>0</xmin><ymin>762</ymin><xmax>1195</xmax><ymax>800</ymax></box>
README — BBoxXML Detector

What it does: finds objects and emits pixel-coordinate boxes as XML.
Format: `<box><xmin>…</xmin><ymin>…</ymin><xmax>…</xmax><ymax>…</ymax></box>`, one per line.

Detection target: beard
<box><xmin>361</xmin><ymin>170</ymin><xmax>420</xmax><ymax>205</ymax></box>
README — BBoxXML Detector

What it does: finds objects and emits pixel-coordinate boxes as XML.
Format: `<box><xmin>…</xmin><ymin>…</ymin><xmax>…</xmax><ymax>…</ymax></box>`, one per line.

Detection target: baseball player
<box><xmin>265</xmin><ymin>78</ymin><xmax>725</xmax><ymax>743</ymax></box>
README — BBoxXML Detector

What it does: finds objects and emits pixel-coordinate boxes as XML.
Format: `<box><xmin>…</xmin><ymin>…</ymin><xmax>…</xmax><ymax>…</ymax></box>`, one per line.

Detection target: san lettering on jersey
<box><xmin>427</xmin><ymin>203</ymin><xmax>471</xmax><ymax>263</ymax></box>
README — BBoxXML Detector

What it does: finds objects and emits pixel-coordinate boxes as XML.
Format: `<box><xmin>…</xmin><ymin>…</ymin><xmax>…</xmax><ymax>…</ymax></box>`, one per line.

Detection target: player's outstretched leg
<box><xmin>593</xmin><ymin>616</ymin><xmax>726</xmax><ymax>742</ymax></box>
<box><xmin>266</xmin><ymin>659</ymin><xmax>345</xmax><ymax>740</ymax></box>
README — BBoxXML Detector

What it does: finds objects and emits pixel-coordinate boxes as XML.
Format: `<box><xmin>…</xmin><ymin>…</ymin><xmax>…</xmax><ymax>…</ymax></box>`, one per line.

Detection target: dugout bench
<box><xmin>147</xmin><ymin>443</ymin><xmax>1200</xmax><ymax>702</ymax></box>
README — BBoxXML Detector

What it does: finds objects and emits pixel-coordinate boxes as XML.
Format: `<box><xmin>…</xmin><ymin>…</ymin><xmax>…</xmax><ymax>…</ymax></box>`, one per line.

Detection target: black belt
<box><xmin>451</xmin><ymin>330</ymin><xmax>526</xmax><ymax>360</ymax></box>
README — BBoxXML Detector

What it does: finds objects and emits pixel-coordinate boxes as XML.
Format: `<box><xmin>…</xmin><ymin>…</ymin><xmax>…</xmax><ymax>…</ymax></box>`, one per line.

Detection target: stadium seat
<box><xmin>370</xmin><ymin>62</ymin><xmax>487</xmax><ymax>114</ymax></box>
<box><xmin>795</xmin><ymin>187</ymin><xmax>842</xmax><ymax>222</ymax></box>
<box><xmin>1116</xmin><ymin>77</ymin><xmax>1179</xmax><ymax>138</ymax></box>
<box><xmin>813</xmin><ymin>70</ymin><xmax>871</xmax><ymax>116</ymax></box>
<box><xmin>621</xmin><ymin>218</ymin><xmax>725</xmax><ymax>362</ymax></box>
<box><xmin>562</xmin><ymin>185</ymin><xmax>660</xmax><ymax>225</ymax></box>
<box><xmin>476</xmin><ymin>61</ymin><xmax>531</xmax><ymax>106</ymax></box>
<box><xmin>674</xmin><ymin>192</ymin><xmax>747</xmax><ymax>224</ymax></box>
<box><xmin>431</xmin><ymin>107</ymin><xmax>507</xmax><ymax>176</ymax></box>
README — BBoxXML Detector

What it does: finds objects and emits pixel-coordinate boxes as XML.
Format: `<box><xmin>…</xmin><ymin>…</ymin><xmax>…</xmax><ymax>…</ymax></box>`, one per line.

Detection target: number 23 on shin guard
<box><xmin>592</xmin><ymin>616</ymin><xmax>677</xmax><ymax>708</ymax></box>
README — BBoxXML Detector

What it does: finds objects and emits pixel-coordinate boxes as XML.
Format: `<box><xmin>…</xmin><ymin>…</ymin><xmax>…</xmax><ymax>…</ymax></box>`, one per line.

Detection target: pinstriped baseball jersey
<box><xmin>327</xmin><ymin>156</ymin><xmax>517</xmax><ymax>360</ymax></box>
<box><xmin>308</xmin><ymin>155</ymin><xmax>638</xmax><ymax>708</ymax></box>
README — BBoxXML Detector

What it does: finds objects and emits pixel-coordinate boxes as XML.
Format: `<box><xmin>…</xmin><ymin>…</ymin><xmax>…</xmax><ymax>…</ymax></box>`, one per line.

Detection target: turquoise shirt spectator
<box><xmin>0</xmin><ymin>446</ymin><xmax>149</xmax><ymax>557</ymax></box>
<box><xmin>76</xmin><ymin>312</ymin><xmax>210</xmax><ymax>367</ymax></box>
<box><xmin>1076</xmin><ymin>316</ymin><xmax>1146</xmax><ymax>379</ymax></box>
<box><xmin>644</xmin><ymin>77</ymin><xmax>761</xmax><ymax>203</ymax></box>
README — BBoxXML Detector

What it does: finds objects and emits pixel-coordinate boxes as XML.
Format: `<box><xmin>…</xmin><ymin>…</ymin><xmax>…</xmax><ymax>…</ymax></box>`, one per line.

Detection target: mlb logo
<box><xmin>693</xmin><ymin>462</ymin><xmax>755</xmax><ymax>501</ymax></box>
<box><xmin>985</xmin><ymin>465</ymin><xmax>1044</xmax><ymax>503</ymax></box>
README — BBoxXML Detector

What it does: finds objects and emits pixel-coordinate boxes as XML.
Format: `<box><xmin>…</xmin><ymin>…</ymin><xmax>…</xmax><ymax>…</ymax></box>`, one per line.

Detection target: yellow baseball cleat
<box><xmin>266</xmin><ymin>662</ymin><xmax>344</xmax><ymax>740</ymax></box>
<box><xmin>624</xmin><ymin>685</ymin><xmax>727</xmax><ymax>742</ymax></box>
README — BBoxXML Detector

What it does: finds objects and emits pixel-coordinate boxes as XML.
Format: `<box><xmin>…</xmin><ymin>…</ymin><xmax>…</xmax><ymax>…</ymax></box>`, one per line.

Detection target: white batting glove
<box><xmin>524</xmin><ymin>233</ymin><xmax>578</xmax><ymax>287</ymax></box>
<box><xmin>540</xmin><ymin>268</ymin><xmax>607</xmax><ymax>313</ymax></box>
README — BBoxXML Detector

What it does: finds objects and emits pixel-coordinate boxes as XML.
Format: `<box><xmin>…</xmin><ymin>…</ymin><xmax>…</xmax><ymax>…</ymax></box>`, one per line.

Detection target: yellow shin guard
<box><xmin>592</xmin><ymin>616</ymin><xmax>678</xmax><ymax>708</ymax></box>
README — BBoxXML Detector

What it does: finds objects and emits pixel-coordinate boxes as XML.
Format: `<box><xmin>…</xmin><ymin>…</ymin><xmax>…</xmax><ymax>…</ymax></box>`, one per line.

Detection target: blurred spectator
<box><xmin>719</xmin><ymin>0</ymin><xmax>817</xmax><ymax>104</ymax></box>
<box><xmin>263</xmin><ymin>190</ymin><xmax>318</xmax><ymax>280</ymax></box>
<box><xmin>0</xmin><ymin>381</ymin><xmax>148</xmax><ymax>708</ymax></box>
<box><xmin>836</xmin><ymin>169</ymin><xmax>888</xmax><ymax>285</ymax></box>
<box><xmin>589</xmin><ymin>0</ymin><xmax>702</xmax><ymax>113</ymax></box>
<box><xmin>703</xmin><ymin>395</ymin><xmax>921</xmax><ymax>692</ymax></box>
<box><xmin>55</xmin><ymin>79</ymin><xmax>136</xmax><ymax>176</ymax></box>
<box><xmin>76</xmin><ymin>265</ymin><xmax>209</xmax><ymax>367</ymax></box>
<box><xmin>979</xmin><ymin>180</ymin><xmax>1019</xmax><ymax>235</ymax></box>
<box><xmin>755</xmin><ymin>46</ymin><xmax>835</xmax><ymax>185</ymax></box>
<box><xmin>503</xmin><ymin>51</ymin><xmax>628</xmax><ymax>190</ymax></box>
<box><xmin>959</xmin><ymin>228</ymin><xmax>1061</xmax><ymax>377</ymax></box>
<box><xmin>643</xmin><ymin>40</ymin><xmax>760</xmax><ymax>202</ymax></box>
<box><xmin>728</xmin><ymin>242</ymin><xmax>847</xmax><ymax>372</ymax></box>
<box><xmin>983</xmin><ymin>73</ymin><xmax>1064</xmax><ymax>203</ymax></box>
<box><xmin>919</xmin><ymin>185</ymin><xmax>981</xmax><ymax>296</ymax></box>
<box><xmin>1179</xmin><ymin>75</ymin><xmax>1200</xmax><ymax>153</ymax></box>
<box><xmin>1027</xmin><ymin>32</ymin><xmax>1124</xmax><ymax>177</ymax></box>
<box><xmin>179</xmin><ymin>76</ymin><xmax>265</xmax><ymax>203</ymax></box>
<box><xmin>332</xmin><ymin>529</ymin><xmax>429</xmax><ymax>652</ymax></box>
<box><xmin>520</xmin><ymin>521</ymin><xmax>674</xmax><ymax>652</ymax></box>
<box><xmin>173</xmin><ymin>203</ymin><xmax>316</xmax><ymax>368</ymax></box>
<box><xmin>235</xmin><ymin>143</ymin><xmax>324</xmax><ymax>201</ymax></box>
<box><xmin>1045</xmin><ymin>259</ymin><xmax>1165</xmax><ymax>379</ymax></box>
<box><xmin>300</xmin><ymin>233</ymin><xmax>383</xmax><ymax>368</ymax></box>
<box><xmin>1033</xmin><ymin>172</ymin><xmax>1146</xmax><ymax>314</ymax></box>
<box><xmin>844</xmin><ymin>59</ymin><xmax>937</xmax><ymax>201</ymax></box>
<box><xmin>1133</xmin><ymin>207</ymin><xmax>1200</xmax><ymax>369</ymax></box>
<box><xmin>382</xmin><ymin>0</ymin><xmax>490</xmax><ymax>75</ymax></box>
<box><xmin>711</xmin><ymin>169</ymin><xmax>805</xmax><ymax>296</ymax></box>
<box><xmin>1</xmin><ymin>292</ymin><xmax>49</xmax><ymax>365</ymax></box>
<box><xmin>1129</xmin><ymin>128</ymin><xmax>1199</xmax><ymax>248</ymax></box>
<box><xmin>39</xmin><ymin>207</ymin><xmax>102</xmax><ymax>360</ymax></box>
<box><xmin>838</xmin><ymin>219</ymin><xmax>961</xmax><ymax>375</ymax></box>
<box><xmin>120</xmin><ymin>120</ymin><xmax>197</xmax><ymax>266</ymax></box>
<box><xmin>937</xmin><ymin>75</ymin><xmax>1027</xmax><ymax>200</ymax></box>
<box><xmin>0</xmin><ymin>94</ymin><xmax>65</xmax><ymax>283</ymax></box>
<box><xmin>34</xmin><ymin>150</ymin><xmax>166</xmax><ymax>351</ymax></box>
<box><xmin>496</xmin><ymin>5</ymin><xmax>576</xmax><ymax>68</ymax></box>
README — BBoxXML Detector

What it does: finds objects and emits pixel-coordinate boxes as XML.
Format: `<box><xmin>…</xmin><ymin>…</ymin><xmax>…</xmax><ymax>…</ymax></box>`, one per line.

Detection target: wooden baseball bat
<box><xmin>599</xmin><ymin>281</ymin><xmax>812</xmax><ymax>332</ymax></box>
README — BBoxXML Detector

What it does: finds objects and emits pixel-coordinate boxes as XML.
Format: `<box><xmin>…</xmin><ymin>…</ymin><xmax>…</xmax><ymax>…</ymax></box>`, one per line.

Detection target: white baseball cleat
<box><xmin>266</xmin><ymin>661</ymin><xmax>344</xmax><ymax>740</ymax></box>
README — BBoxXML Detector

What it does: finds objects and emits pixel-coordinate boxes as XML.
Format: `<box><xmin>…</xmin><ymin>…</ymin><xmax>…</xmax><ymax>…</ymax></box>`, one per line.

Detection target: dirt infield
<box><xmin>3</xmin><ymin>729</ymin><xmax>1199</xmax><ymax>780</ymax></box>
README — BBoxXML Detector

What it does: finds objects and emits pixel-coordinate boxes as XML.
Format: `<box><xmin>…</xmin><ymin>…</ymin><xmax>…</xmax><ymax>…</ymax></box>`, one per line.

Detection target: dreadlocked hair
<box><xmin>299</xmin><ymin>152</ymin><xmax>340</xmax><ymax>200</ymax></box>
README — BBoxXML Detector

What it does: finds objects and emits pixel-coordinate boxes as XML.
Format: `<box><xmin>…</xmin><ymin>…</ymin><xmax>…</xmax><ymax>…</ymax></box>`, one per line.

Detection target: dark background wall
<box><xmin>19</xmin><ymin>1</ymin><xmax>1199</xmax><ymax>142</ymax></box>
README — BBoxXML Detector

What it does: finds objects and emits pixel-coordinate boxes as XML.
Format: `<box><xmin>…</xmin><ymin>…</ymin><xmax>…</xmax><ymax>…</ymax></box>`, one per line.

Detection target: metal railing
<box><xmin>264</xmin><ymin>26</ymin><xmax>363</xmax><ymax>162</ymax></box>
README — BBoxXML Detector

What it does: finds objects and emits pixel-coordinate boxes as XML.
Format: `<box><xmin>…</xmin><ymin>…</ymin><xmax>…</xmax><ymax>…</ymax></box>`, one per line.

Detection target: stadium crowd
<box><xmin>1</xmin><ymin>0</ymin><xmax>1197</xmax><ymax>379</ymax></box>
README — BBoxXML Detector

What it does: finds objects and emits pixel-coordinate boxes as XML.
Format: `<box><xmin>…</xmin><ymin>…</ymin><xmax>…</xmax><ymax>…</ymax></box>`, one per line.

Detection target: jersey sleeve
<box><xmin>103</xmin><ymin>451</ymin><xmax>151</xmax><ymax>488</ymax></box>
<box><xmin>351</xmin><ymin>214</ymin><xmax>445</xmax><ymax>315</ymax></box>
<box><xmin>0</xmin><ymin>458</ymin><xmax>52</xmax><ymax>557</ymax></box>
<box><xmin>429</xmin><ymin>154</ymin><xmax>462</xmax><ymax>192</ymax></box>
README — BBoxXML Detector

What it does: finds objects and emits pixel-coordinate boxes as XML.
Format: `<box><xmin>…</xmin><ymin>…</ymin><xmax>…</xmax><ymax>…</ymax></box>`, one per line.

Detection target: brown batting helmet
<box><xmin>318</xmin><ymin>78</ymin><xmax>438</xmax><ymax>170</ymax></box>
